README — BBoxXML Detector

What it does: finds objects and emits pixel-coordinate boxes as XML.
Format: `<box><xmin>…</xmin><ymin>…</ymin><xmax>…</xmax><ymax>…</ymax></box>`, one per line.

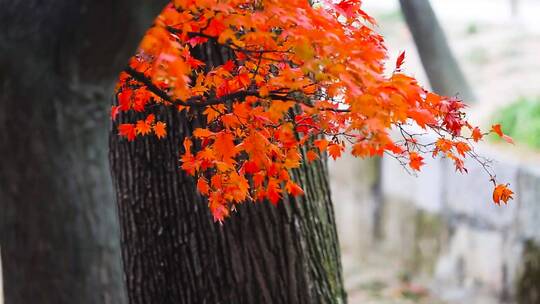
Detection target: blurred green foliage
<box><xmin>466</xmin><ymin>23</ymin><xmax>478</xmax><ymax>35</ymax></box>
<box><xmin>375</xmin><ymin>9</ymin><xmax>403</xmax><ymax>23</ymax></box>
<box><xmin>491</xmin><ymin>96</ymin><xmax>540</xmax><ymax>149</ymax></box>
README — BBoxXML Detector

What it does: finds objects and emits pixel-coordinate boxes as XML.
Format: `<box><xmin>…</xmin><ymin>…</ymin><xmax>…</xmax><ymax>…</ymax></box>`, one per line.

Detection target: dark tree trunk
<box><xmin>0</xmin><ymin>1</ymin><xmax>165</xmax><ymax>303</ymax></box>
<box><xmin>399</xmin><ymin>0</ymin><xmax>476</xmax><ymax>102</ymax></box>
<box><xmin>110</xmin><ymin>42</ymin><xmax>346</xmax><ymax>303</ymax></box>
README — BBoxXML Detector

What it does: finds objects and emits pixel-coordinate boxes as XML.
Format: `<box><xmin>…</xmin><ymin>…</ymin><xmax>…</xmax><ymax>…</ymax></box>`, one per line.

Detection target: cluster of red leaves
<box><xmin>113</xmin><ymin>0</ymin><xmax>514</xmax><ymax>221</ymax></box>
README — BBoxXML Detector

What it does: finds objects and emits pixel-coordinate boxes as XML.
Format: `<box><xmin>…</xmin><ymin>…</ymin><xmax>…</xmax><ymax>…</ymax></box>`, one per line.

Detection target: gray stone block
<box><xmin>516</xmin><ymin>166</ymin><xmax>540</xmax><ymax>242</ymax></box>
<box><xmin>442</xmin><ymin>145</ymin><xmax>520</xmax><ymax>229</ymax></box>
<box><xmin>382</xmin><ymin>153</ymin><xmax>444</xmax><ymax>213</ymax></box>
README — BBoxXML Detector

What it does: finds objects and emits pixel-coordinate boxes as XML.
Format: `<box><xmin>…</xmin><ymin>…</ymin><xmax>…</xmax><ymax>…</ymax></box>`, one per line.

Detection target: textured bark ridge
<box><xmin>0</xmin><ymin>1</ymin><xmax>165</xmax><ymax>303</ymax></box>
<box><xmin>110</xmin><ymin>42</ymin><xmax>346</xmax><ymax>304</ymax></box>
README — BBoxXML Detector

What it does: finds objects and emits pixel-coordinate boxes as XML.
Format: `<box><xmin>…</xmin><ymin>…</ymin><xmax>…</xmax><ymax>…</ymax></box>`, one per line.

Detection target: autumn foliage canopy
<box><xmin>114</xmin><ymin>0</ymin><xmax>513</xmax><ymax>221</ymax></box>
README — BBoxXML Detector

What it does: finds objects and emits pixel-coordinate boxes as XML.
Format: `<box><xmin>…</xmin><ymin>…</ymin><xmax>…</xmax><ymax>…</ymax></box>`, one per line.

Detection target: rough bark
<box><xmin>399</xmin><ymin>0</ymin><xmax>476</xmax><ymax>102</ymax></box>
<box><xmin>0</xmin><ymin>1</ymin><xmax>165</xmax><ymax>303</ymax></box>
<box><xmin>110</xmin><ymin>42</ymin><xmax>346</xmax><ymax>303</ymax></box>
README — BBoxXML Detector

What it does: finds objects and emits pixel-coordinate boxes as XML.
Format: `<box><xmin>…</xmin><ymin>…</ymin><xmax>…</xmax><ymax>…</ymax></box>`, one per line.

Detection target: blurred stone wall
<box><xmin>330</xmin><ymin>143</ymin><xmax>540</xmax><ymax>303</ymax></box>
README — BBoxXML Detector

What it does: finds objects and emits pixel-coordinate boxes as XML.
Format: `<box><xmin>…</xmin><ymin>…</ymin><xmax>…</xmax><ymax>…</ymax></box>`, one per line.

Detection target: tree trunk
<box><xmin>110</xmin><ymin>42</ymin><xmax>346</xmax><ymax>304</ymax></box>
<box><xmin>399</xmin><ymin>0</ymin><xmax>476</xmax><ymax>102</ymax></box>
<box><xmin>0</xmin><ymin>1</ymin><xmax>165</xmax><ymax>303</ymax></box>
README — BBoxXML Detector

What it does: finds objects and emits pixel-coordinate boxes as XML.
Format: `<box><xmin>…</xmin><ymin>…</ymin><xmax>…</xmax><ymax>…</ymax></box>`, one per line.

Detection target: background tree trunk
<box><xmin>399</xmin><ymin>0</ymin><xmax>476</xmax><ymax>102</ymax></box>
<box><xmin>110</xmin><ymin>42</ymin><xmax>346</xmax><ymax>304</ymax></box>
<box><xmin>0</xmin><ymin>1</ymin><xmax>165</xmax><ymax>303</ymax></box>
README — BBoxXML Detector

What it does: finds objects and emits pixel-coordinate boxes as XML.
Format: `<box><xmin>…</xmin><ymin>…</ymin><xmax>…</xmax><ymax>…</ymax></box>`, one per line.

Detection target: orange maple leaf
<box><xmin>471</xmin><ymin>127</ymin><xmax>483</xmax><ymax>142</ymax></box>
<box><xmin>407</xmin><ymin>108</ymin><xmax>436</xmax><ymax>128</ymax></box>
<box><xmin>491</xmin><ymin>124</ymin><xmax>514</xmax><ymax>144</ymax></box>
<box><xmin>193</xmin><ymin>128</ymin><xmax>214</xmax><ymax>138</ymax></box>
<box><xmin>454</xmin><ymin>142</ymin><xmax>471</xmax><ymax>157</ymax></box>
<box><xmin>408</xmin><ymin>152</ymin><xmax>424</xmax><ymax>171</ymax></box>
<box><xmin>435</xmin><ymin>138</ymin><xmax>453</xmax><ymax>154</ymax></box>
<box><xmin>135</xmin><ymin>120</ymin><xmax>152</xmax><ymax>135</ymax></box>
<box><xmin>314</xmin><ymin>139</ymin><xmax>329</xmax><ymax>152</ymax></box>
<box><xmin>267</xmin><ymin>179</ymin><xmax>281</xmax><ymax>205</ymax></box>
<box><xmin>306</xmin><ymin>150</ymin><xmax>319</xmax><ymax>163</ymax></box>
<box><xmin>327</xmin><ymin>143</ymin><xmax>343</xmax><ymax>160</ymax></box>
<box><xmin>286</xmin><ymin>181</ymin><xmax>304</xmax><ymax>197</ymax></box>
<box><xmin>153</xmin><ymin>121</ymin><xmax>167</xmax><ymax>139</ymax></box>
<box><xmin>118</xmin><ymin>124</ymin><xmax>136</xmax><ymax>141</ymax></box>
<box><xmin>493</xmin><ymin>184</ymin><xmax>514</xmax><ymax>205</ymax></box>
<box><xmin>197</xmin><ymin>177</ymin><xmax>210</xmax><ymax>195</ymax></box>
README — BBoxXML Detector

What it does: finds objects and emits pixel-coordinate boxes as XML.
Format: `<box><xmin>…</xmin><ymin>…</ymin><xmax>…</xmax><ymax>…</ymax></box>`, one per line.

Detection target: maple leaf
<box><xmin>205</xmin><ymin>18</ymin><xmax>227</xmax><ymax>37</ymax></box>
<box><xmin>314</xmin><ymin>139</ymin><xmax>329</xmax><ymax>152</ymax></box>
<box><xmin>493</xmin><ymin>184</ymin><xmax>514</xmax><ymax>205</ymax></box>
<box><xmin>267</xmin><ymin>179</ymin><xmax>281</xmax><ymax>205</ymax></box>
<box><xmin>208</xmin><ymin>193</ymin><xmax>229</xmax><ymax>222</ymax></box>
<box><xmin>425</xmin><ymin>92</ymin><xmax>442</xmax><ymax>106</ymax></box>
<box><xmin>145</xmin><ymin>114</ymin><xmax>156</xmax><ymax>124</ymax></box>
<box><xmin>286</xmin><ymin>181</ymin><xmax>304</xmax><ymax>197</ymax></box>
<box><xmin>193</xmin><ymin>128</ymin><xmax>214</xmax><ymax>138</ymax></box>
<box><xmin>435</xmin><ymin>138</ymin><xmax>453</xmax><ymax>154</ymax></box>
<box><xmin>491</xmin><ymin>124</ymin><xmax>504</xmax><ymax>137</ymax></box>
<box><xmin>111</xmin><ymin>106</ymin><xmax>120</xmax><ymax>120</ymax></box>
<box><xmin>472</xmin><ymin>127</ymin><xmax>483</xmax><ymax>142</ymax></box>
<box><xmin>243</xmin><ymin>160</ymin><xmax>260</xmax><ymax>174</ymax></box>
<box><xmin>183</xmin><ymin>137</ymin><xmax>192</xmax><ymax>155</ymax></box>
<box><xmin>327</xmin><ymin>143</ymin><xmax>344</xmax><ymax>160</ymax></box>
<box><xmin>395</xmin><ymin>51</ymin><xmax>405</xmax><ymax>71</ymax></box>
<box><xmin>222</xmin><ymin>60</ymin><xmax>235</xmax><ymax>72</ymax></box>
<box><xmin>135</xmin><ymin>120</ymin><xmax>152</xmax><ymax>135</ymax></box>
<box><xmin>408</xmin><ymin>152</ymin><xmax>424</xmax><ymax>171</ymax></box>
<box><xmin>185</xmin><ymin>53</ymin><xmax>205</xmax><ymax>69</ymax></box>
<box><xmin>454</xmin><ymin>141</ymin><xmax>471</xmax><ymax>157</ymax></box>
<box><xmin>334</xmin><ymin>0</ymin><xmax>360</xmax><ymax>19</ymax></box>
<box><xmin>133</xmin><ymin>90</ymin><xmax>151</xmax><ymax>112</ymax></box>
<box><xmin>154</xmin><ymin>122</ymin><xmax>167</xmax><ymax>139</ymax></box>
<box><xmin>407</xmin><ymin>109</ymin><xmax>436</xmax><ymax>128</ymax></box>
<box><xmin>197</xmin><ymin>177</ymin><xmax>210</xmax><ymax>195</ymax></box>
<box><xmin>213</xmin><ymin>132</ymin><xmax>238</xmax><ymax>163</ymax></box>
<box><xmin>181</xmin><ymin>155</ymin><xmax>197</xmax><ymax>176</ymax></box>
<box><xmin>204</xmin><ymin>105</ymin><xmax>226</xmax><ymax>123</ymax></box>
<box><xmin>306</xmin><ymin>150</ymin><xmax>319</xmax><ymax>163</ymax></box>
<box><xmin>118</xmin><ymin>124</ymin><xmax>136</xmax><ymax>141</ymax></box>
<box><xmin>187</xmin><ymin>36</ymin><xmax>208</xmax><ymax>47</ymax></box>
<box><xmin>491</xmin><ymin>124</ymin><xmax>514</xmax><ymax>144</ymax></box>
<box><xmin>118</xmin><ymin>90</ymin><xmax>132</xmax><ymax>111</ymax></box>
